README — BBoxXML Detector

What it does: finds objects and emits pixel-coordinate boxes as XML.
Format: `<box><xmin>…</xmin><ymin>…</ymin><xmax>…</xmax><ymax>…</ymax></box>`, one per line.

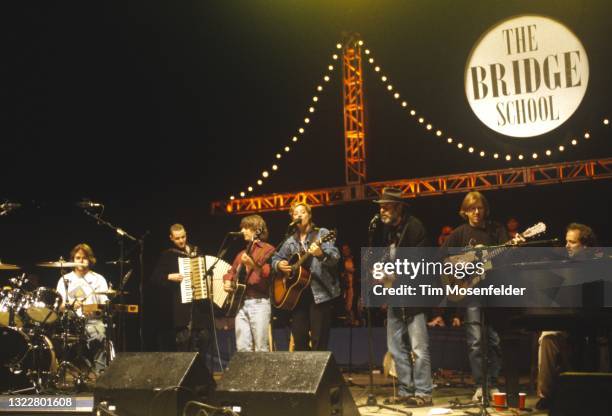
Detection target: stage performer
<box><xmin>272</xmin><ymin>202</ymin><xmax>341</xmax><ymax>351</ymax></box>
<box><xmin>56</xmin><ymin>243</ymin><xmax>110</xmax><ymax>375</ymax></box>
<box><xmin>152</xmin><ymin>224</ymin><xmax>214</xmax><ymax>359</ymax></box>
<box><xmin>536</xmin><ymin>223</ymin><xmax>598</xmax><ymax>410</ymax></box>
<box><xmin>223</xmin><ymin>215</ymin><xmax>275</xmax><ymax>352</ymax></box>
<box><xmin>442</xmin><ymin>191</ymin><xmax>520</xmax><ymax>402</ymax></box>
<box><xmin>373</xmin><ymin>186</ymin><xmax>434</xmax><ymax>407</ymax></box>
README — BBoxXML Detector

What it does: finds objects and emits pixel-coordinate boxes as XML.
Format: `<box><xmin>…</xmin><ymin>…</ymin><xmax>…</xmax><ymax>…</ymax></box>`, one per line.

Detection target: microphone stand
<box><xmin>274</xmin><ymin>223</ymin><xmax>298</xmax><ymax>252</ymax></box>
<box><xmin>81</xmin><ymin>209</ymin><xmax>148</xmax><ymax>351</ymax></box>
<box><xmin>358</xmin><ymin>221</ymin><xmax>411</xmax><ymax>416</ymax></box>
<box><xmin>192</xmin><ymin>233</ymin><xmax>233</xmax><ymax>373</ymax></box>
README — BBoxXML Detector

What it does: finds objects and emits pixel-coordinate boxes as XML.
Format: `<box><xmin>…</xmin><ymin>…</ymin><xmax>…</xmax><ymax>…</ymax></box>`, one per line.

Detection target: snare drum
<box><xmin>0</xmin><ymin>326</ymin><xmax>57</xmax><ymax>374</ymax></box>
<box><xmin>54</xmin><ymin>309</ymin><xmax>87</xmax><ymax>345</ymax></box>
<box><xmin>24</xmin><ymin>287</ymin><xmax>63</xmax><ymax>324</ymax></box>
<box><xmin>0</xmin><ymin>288</ymin><xmax>27</xmax><ymax>327</ymax></box>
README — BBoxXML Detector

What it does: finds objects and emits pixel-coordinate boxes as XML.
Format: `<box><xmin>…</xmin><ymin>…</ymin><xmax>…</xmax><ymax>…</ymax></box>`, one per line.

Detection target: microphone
<box><xmin>76</xmin><ymin>200</ymin><xmax>104</xmax><ymax>208</ymax></box>
<box><xmin>288</xmin><ymin>218</ymin><xmax>301</xmax><ymax>228</ymax></box>
<box><xmin>120</xmin><ymin>270</ymin><xmax>133</xmax><ymax>288</ymax></box>
<box><xmin>0</xmin><ymin>201</ymin><xmax>21</xmax><ymax>215</ymax></box>
<box><xmin>105</xmin><ymin>259</ymin><xmax>131</xmax><ymax>265</ymax></box>
<box><xmin>368</xmin><ymin>213</ymin><xmax>380</xmax><ymax>231</ymax></box>
<box><xmin>228</xmin><ymin>231</ymin><xmax>244</xmax><ymax>237</ymax></box>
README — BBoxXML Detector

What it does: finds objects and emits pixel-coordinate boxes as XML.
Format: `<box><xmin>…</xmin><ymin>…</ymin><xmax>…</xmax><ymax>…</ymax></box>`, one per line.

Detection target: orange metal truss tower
<box><xmin>342</xmin><ymin>37</ymin><xmax>367</xmax><ymax>185</ymax></box>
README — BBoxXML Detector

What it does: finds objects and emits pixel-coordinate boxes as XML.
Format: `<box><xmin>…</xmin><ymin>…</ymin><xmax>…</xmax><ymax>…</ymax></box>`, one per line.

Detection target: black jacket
<box><xmin>151</xmin><ymin>247</ymin><xmax>212</xmax><ymax>329</ymax></box>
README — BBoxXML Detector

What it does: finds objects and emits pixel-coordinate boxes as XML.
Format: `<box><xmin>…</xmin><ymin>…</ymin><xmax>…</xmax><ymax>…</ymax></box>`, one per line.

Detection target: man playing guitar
<box><xmin>272</xmin><ymin>202</ymin><xmax>341</xmax><ymax>351</ymax></box>
<box><xmin>442</xmin><ymin>191</ymin><xmax>524</xmax><ymax>403</ymax></box>
<box><xmin>223</xmin><ymin>215</ymin><xmax>275</xmax><ymax>352</ymax></box>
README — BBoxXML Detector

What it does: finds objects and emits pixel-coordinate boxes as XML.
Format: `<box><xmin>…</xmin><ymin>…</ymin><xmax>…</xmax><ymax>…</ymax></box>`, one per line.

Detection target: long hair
<box><xmin>459</xmin><ymin>191</ymin><xmax>490</xmax><ymax>220</ymax></box>
<box><xmin>240</xmin><ymin>215</ymin><xmax>269</xmax><ymax>241</ymax></box>
<box><xmin>70</xmin><ymin>243</ymin><xmax>97</xmax><ymax>266</ymax></box>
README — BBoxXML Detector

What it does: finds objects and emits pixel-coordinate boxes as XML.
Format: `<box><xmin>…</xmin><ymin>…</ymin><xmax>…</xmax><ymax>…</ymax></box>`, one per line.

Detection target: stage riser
<box><xmin>207</xmin><ymin>327</ymin><xmax>532</xmax><ymax>373</ymax></box>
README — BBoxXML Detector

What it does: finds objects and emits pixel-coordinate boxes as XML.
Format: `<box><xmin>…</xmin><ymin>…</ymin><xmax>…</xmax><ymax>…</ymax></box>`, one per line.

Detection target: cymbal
<box><xmin>0</xmin><ymin>262</ymin><xmax>20</xmax><ymax>270</ymax></box>
<box><xmin>37</xmin><ymin>260</ymin><xmax>86</xmax><ymax>268</ymax></box>
<box><xmin>94</xmin><ymin>289</ymin><xmax>129</xmax><ymax>296</ymax></box>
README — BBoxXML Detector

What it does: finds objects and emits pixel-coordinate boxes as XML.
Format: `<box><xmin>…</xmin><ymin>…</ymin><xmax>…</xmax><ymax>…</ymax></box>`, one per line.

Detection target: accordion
<box><xmin>178</xmin><ymin>255</ymin><xmax>231</xmax><ymax>308</ymax></box>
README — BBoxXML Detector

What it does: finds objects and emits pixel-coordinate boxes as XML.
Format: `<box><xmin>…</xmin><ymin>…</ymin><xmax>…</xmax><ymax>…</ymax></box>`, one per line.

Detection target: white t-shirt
<box><xmin>56</xmin><ymin>271</ymin><xmax>109</xmax><ymax>315</ymax></box>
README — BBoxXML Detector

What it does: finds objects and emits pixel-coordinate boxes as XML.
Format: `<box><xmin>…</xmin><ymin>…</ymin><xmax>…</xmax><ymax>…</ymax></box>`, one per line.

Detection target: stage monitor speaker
<box><xmin>550</xmin><ymin>372</ymin><xmax>612</xmax><ymax>416</ymax></box>
<box><xmin>94</xmin><ymin>352</ymin><xmax>214</xmax><ymax>416</ymax></box>
<box><xmin>215</xmin><ymin>351</ymin><xmax>359</xmax><ymax>416</ymax></box>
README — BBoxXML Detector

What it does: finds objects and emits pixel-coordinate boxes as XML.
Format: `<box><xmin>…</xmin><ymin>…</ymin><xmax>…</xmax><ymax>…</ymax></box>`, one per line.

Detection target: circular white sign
<box><xmin>465</xmin><ymin>15</ymin><xmax>589</xmax><ymax>138</ymax></box>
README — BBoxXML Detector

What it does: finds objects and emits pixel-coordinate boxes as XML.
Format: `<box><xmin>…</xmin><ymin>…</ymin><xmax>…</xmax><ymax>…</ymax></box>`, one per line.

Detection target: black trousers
<box><xmin>175</xmin><ymin>326</ymin><xmax>213</xmax><ymax>357</ymax></box>
<box><xmin>291</xmin><ymin>289</ymin><xmax>333</xmax><ymax>351</ymax></box>
<box><xmin>174</xmin><ymin>326</ymin><xmax>216</xmax><ymax>396</ymax></box>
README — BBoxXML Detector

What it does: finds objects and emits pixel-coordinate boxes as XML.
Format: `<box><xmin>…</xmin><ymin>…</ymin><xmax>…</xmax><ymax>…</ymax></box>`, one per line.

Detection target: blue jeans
<box><xmin>235</xmin><ymin>298</ymin><xmax>271</xmax><ymax>352</ymax></box>
<box><xmin>464</xmin><ymin>307</ymin><xmax>502</xmax><ymax>386</ymax></box>
<box><xmin>85</xmin><ymin>319</ymin><xmax>107</xmax><ymax>374</ymax></box>
<box><xmin>387</xmin><ymin>308</ymin><xmax>433</xmax><ymax>397</ymax></box>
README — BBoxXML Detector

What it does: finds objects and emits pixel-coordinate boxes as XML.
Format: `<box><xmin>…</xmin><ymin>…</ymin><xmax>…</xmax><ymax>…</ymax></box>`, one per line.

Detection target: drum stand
<box><xmin>102</xmin><ymin>299</ymin><xmax>114</xmax><ymax>369</ymax></box>
<box><xmin>55</xmin><ymin>361</ymin><xmax>87</xmax><ymax>392</ymax></box>
<box><xmin>54</xmin><ymin>306</ymin><xmax>90</xmax><ymax>392</ymax></box>
<box><xmin>23</xmin><ymin>338</ymin><xmax>61</xmax><ymax>394</ymax></box>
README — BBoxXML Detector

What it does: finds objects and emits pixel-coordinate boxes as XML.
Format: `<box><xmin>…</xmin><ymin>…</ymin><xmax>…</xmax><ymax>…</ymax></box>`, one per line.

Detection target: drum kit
<box><xmin>0</xmin><ymin>259</ymin><xmax>122</xmax><ymax>394</ymax></box>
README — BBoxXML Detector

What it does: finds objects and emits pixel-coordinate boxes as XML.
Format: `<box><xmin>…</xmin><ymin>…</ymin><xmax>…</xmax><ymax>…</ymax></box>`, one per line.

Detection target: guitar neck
<box><xmin>294</xmin><ymin>251</ymin><xmax>314</xmax><ymax>269</ymax></box>
<box><xmin>487</xmin><ymin>245</ymin><xmax>510</xmax><ymax>259</ymax></box>
<box><xmin>293</xmin><ymin>237</ymin><xmax>324</xmax><ymax>269</ymax></box>
<box><xmin>236</xmin><ymin>240</ymin><xmax>256</xmax><ymax>283</ymax></box>
<box><xmin>291</xmin><ymin>230</ymin><xmax>335</xmax><ymax>271</ymax></box>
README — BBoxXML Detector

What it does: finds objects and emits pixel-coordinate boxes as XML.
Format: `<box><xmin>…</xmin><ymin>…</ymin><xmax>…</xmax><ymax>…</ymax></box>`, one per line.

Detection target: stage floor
<box><xmin>346</xmin><ymin>373</ymin><xmax>545</xmax><ymax>416</ymax></box>
<box><xmin>0</xmin><ymin>372</ymin><xmax>547</xmax><ymax>415</ymax></box>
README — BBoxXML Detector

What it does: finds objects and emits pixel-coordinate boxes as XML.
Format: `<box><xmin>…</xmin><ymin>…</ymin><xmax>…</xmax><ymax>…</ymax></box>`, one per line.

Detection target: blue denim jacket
<box><xmin>271</xmin><ymin>227</ymin><xmax>341</xmax><ymax>304</ymax></box>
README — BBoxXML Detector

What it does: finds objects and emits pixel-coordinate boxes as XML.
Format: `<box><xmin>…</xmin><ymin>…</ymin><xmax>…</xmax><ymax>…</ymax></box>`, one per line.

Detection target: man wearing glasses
<box><xmin>442</xmin><ymin>191</ymin><xmax>514</xmax><ymax>402</ymax></box>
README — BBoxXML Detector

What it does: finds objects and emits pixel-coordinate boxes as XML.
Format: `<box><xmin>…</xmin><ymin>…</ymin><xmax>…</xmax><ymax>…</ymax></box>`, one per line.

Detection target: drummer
<box><xmin>55</xmin><ymin>243</ymin><xmax>109</xmax><ymax>375</ymax></box>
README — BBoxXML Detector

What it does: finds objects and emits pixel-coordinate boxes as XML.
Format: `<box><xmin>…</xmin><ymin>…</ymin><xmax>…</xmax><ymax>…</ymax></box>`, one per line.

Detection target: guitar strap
<box><xmin>168</xmin><ymin>245</ymin><xmax>199</xmax><ymax>258</ymax></box>
<box><xmin>484</xmin><ymin>220</ymin><xmax>499</xmax><ymax>244</ymax></box>
<box><xmin>397</xmin><ymin>215</ymin><xmax>412</xmax><ymax>247</ymax></box>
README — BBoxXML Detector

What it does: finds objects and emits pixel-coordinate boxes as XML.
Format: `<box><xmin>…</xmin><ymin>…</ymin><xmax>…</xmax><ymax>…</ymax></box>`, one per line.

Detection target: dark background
<box><xmin>2</xmin><ymin>1</ymin><xmax>610</xmax><ymax>350</ymax></box>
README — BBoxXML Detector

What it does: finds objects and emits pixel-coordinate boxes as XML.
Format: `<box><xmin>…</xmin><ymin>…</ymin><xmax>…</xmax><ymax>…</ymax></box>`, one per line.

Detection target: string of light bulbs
<box><xmin>228</xmin><ymin>45</ymin><xmax>342</xmax><ymax>201</ymax></box>
<box><xmin>227</xmin><ymin>40</ymin><xmax>609</xmax><ymax>201</ymax></box>
<box><xmin>360</xmin><ymin>41</ymin><xmax>608</xmax><ymax>162</ymax></box>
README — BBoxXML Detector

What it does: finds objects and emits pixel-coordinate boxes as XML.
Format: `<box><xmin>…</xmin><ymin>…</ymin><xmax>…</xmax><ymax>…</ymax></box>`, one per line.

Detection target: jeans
<box><xmin>464</xmin><ymin>307</ymin><xmax>502</xmax><ymax>386</ymax></box>
<box><xmin>85</xmin><ymin>319</ymin><xmax>108</xmax><ymax>375</ymax></box>
<box><xmin>387</xmin><ymin>308</ymin><xmax>433</xmax><ymax>397</ymax></box>
<box><xmin>235</xmin><ymin>298</ymin><xmax>271</xmax><ymax>352</ymax></box>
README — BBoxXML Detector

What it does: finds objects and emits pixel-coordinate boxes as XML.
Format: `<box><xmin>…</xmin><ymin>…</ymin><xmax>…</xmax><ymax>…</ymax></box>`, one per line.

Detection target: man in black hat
<box><xmin>373</xmin><ymin>187</ymin><xmax>434</xmax><ymax>407</ymax></box>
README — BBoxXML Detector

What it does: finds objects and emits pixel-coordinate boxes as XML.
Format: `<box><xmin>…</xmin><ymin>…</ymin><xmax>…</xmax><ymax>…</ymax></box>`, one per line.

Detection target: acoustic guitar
<box><xmin>273</xmin><ymin>230</ymin><xmax>336</xmax><ymax>310</ymax></box>
<box><xmin>223</xmin><ymin>239</ymin><xmax>256</xmax><ymax>317</ymax></box>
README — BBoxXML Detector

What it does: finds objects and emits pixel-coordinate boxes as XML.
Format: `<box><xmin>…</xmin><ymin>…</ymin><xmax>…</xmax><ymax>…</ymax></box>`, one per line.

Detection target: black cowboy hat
<box><xmin>373</xmin><ymin>187</ymin><xmax>409</xmax><ymax>204</ymax></box>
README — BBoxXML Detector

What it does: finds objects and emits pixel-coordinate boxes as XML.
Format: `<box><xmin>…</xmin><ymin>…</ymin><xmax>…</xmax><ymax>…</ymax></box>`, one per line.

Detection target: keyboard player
<box><xmin>536</xmin><ymin>223</ymin><xmax>599</xmax><ymax>410</ymax></box>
